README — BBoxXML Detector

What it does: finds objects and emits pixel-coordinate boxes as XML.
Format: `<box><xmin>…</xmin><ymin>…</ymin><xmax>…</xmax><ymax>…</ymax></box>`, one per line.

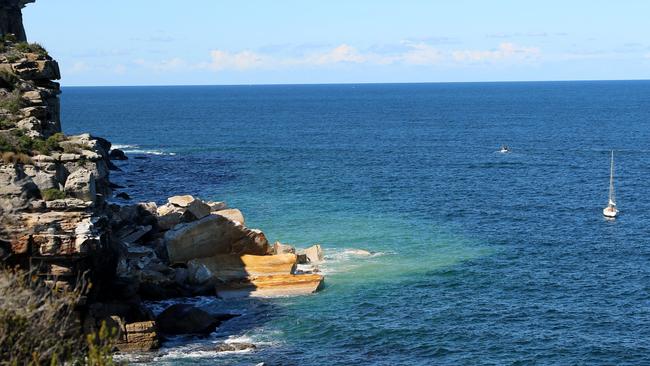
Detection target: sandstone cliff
<box><xmin>0</xmin><ymin>3</ymin><xmax>325</xmax><ymax>355</ymax></box>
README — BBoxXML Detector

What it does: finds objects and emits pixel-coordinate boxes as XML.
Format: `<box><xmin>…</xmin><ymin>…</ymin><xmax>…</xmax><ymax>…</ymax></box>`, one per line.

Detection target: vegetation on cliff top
<box><xmin>0</xmin><ymin>130</ymin><xmax>66</xmax><ymax>158</ymax></box>
<box><xmin>0</xmin><ymin>267</ymin><xmax>115</xmax><ymax>365</ymax></box>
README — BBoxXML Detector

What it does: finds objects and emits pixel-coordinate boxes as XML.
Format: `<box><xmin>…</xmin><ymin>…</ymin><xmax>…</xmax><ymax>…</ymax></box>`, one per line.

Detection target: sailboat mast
<box><xmin>609</xmin><ymin>150</ymin><xmax>615</xmax><ymax>205</ymax></box>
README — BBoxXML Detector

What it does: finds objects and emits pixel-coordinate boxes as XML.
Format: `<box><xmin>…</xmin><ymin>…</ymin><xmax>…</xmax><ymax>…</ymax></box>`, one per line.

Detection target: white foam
<box><xmin>111</xmin><ymin>143</ymin><xmax>176</xmax><ymax>156</ymax></box>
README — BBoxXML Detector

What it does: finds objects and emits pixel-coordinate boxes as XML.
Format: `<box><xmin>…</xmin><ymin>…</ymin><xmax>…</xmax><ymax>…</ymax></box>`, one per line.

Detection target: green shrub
<box><xmin>0</xmin><ymin>119</ymin><xmax>14</xmax><ymax>129</ymax></box>
<box><xmin>13</xmin><ymin>42</ymin><xmax>48</xmax><ymax>56</ymax></box>
<box><xmin>0</xmin><ymin>266</ymin><xmax>116</xmax><ymax>365</ymax></box>
<box><xmin>2</xmin><ymin>33</ymin><xmax>17</xmax><ymax>43</ymax></box>
<box><xmin>0</xmin><ymin>89</ymin><xmax>23</xmax><ymax>113</ymax></box>
<box><xmin>4</xmin><ymin>50</ymin><xmax>21</xmax><ymax>63</ymax></box>
<box><xmin>0</xmin><ymin>69</ymin><xmax>20</xmax><ymax>89</ymax></box>
<box><xmin>41</xmin><ymin>188</ymin><xmax>65</xmax><ymax>201</ymax></box>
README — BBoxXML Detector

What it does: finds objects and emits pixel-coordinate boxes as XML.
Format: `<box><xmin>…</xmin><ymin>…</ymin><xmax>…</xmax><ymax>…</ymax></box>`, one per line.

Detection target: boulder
<box><xmin>214</xmin><ymin>208</ymin><xmax>244</xmax><ymax>225</ymax></box>
<box><xmin>113</xmin><ymin>319</ymin><xmax>160</xmax><ymax>352</ymax></box>
<box><xmin>164</xmin><ymin>214</ymin><xmax>269</xmax><ymax>263</ymax></box>
<box><xmin>156</xmin><ymin>203</ymin><xmax>184</xmax><ymax>230</ymax></box>
<box><xmin>63</xmin><ymin>168</ymin><xmax>96</xmax><ymax>202</ymax></box>
<box><xmin>167</xmin><ymin>195</ymin><xmax>195</xmax><ymax>207</ymax></box>
<box><xmin>299</xmin><ymin>244</ymin><xmax>324</xmax><ymax>264</ymax></box>
<box><xmin>214</xmin><ymin>343</ymin><xmax>257</xmax><ymax>352</ymax></box>
<box><xmin>109</xmin><ymin>148</ymin><xmax>128</xmax><ymax>160</ymax></box>
<box><xmin>273</xmin><ymin>241</ymin><xmax>295</xmax><ymax>255</ymax></box>
<box><xmin>155</xmin><ymin>304</ymin><xmax>223</xmax><ymax>335</ymax></box>
<box><xmin>184</xmin><ymin>199</ymin><xmax>211</xmax><ymax>220</ymax></box>
<box><xmin>216</xmin><ymin>274</ymin><xmax>324</xmax><ymax>299</ymax></box>
<box><xmin>206</xmin><ymin>201</ymin><xmax>227</xmax><ymax>211</ymax></box>
<box><xmin>187</xmin><ymin>253</ymin><xmax>297</xmax><ymax>283</ymax></box>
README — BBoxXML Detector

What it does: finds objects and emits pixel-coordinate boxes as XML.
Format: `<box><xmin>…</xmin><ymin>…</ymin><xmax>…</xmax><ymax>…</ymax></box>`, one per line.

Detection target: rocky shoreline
<box><xmin>0</xmin><ymin>4</ymin><xmax>326</xmax><ymax>355</ymax></box>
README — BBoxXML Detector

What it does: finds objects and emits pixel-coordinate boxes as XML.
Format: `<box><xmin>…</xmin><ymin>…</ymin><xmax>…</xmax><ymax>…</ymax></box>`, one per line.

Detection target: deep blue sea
<box><xmin>62</xmin><ymin>81</ymin><xmax>650</xmax><ymax>365</ymax></box>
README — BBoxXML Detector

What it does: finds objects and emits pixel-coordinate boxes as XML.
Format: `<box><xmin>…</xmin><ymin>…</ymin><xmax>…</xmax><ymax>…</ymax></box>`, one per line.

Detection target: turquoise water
<box><xmin>62</xmin><ymin>82</ymin><xmax>650</xmax><ymax>365</ymax></box>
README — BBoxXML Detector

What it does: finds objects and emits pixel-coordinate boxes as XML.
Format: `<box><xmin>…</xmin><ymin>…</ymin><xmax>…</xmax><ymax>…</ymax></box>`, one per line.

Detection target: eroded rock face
<box><xmin>165</xmin><ymin>214</ymin><xmax>270</xmax><ymax>264</ymax></box>
<box><xmin>0</xmin><ymin>0</ymin><xmax>35</xmax><ymax>42</ymax></box>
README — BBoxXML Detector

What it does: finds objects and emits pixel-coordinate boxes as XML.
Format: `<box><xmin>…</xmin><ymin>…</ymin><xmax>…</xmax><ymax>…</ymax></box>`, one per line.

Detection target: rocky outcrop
<box><xmin>164</xmin><ymin>214</ymin><xmax>270</xmax><ymax>263</ymax></box>
<box><xmin>155</xmin><ymin>304</ymin><xmax>237</xmax><ymax>335</ymax></box>
<box><xmin>187</xmin><ymin>253</ymin><xmax>297</xmax><ymax>283</ymax></box>
<box><xmin>0</xmin><ymin>24</ymin><xmax>328</xmax><ymax>354</ymax></box>
<box><xmin>216</xmin><ymin>274</ymin><xmax>324</xmax><ymax>299</ymax></box>
<box><xmin>0</xmin><ymin>0</ymin><xmax>35</xmax><ymax>42</ymax></box>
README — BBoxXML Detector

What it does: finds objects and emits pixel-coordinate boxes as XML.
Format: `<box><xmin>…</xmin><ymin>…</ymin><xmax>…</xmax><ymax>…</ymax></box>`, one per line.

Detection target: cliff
<box><xmin>0</xmin><ymin>0</ymin><xmax>34</xmax><ymax>42</ymax></box>
<box><xmin>0</xmin><ymin>31</ymin><xmax>325</xmax><ymax>356</ymax></box>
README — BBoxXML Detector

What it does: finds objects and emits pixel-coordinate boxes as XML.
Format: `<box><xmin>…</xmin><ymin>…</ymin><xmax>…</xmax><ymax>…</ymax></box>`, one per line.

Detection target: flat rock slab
<box><xmin>188</xmin><ymin>253</ymin><xmax>297</xmax><ymax>282</ymax></box>
<box><xmin>216</xmin><ymin>274</ymin><xmax>324</xmax><ymax>299</ymax></box>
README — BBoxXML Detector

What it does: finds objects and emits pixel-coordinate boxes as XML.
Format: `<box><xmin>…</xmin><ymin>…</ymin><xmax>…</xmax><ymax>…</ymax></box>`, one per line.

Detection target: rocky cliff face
<box><xmin>0</xmin><ymin>0</ymin><xmax>34</xmax><ymax>42</ymax></box>
<box><xmin>0</xmin><ymin>39</ymin><xmax>115</xmax><ymax>295</ymax></box>
<box><xmin>0</xmin><ymin>9</ymin><xmax>326</xmax><ymax>354</ymax></box>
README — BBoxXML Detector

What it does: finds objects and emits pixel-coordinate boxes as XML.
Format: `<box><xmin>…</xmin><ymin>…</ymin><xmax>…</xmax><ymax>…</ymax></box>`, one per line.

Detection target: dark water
<box><xmin>62</xmin><ymin>81</ymin><xmax>650</xmax><ymax>365</ymax></box>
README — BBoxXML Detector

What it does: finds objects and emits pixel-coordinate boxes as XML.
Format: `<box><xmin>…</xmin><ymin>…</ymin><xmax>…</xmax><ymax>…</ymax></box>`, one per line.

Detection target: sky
<box><xmin>22</xmin><ymin>0</ymin><xmax>650</xmax><ymax>86</ymax></box>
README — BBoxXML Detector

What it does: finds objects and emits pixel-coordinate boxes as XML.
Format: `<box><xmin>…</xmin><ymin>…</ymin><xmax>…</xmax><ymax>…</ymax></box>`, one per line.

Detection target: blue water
<box><xmin>62</xmin><ymin>81</ymin><xmax>650</xmax><ymax>365</ymax></box>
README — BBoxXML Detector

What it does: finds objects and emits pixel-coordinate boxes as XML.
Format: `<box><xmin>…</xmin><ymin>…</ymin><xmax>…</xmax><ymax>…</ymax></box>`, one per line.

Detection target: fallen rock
<box><xmin>299</xmin><ymin>244</ymin><xmax>324</xmax><ymax>264</ymax></box>
<box><xmin>187</xmin><ymin>253</ymin><xmax>297</xmax><ymax>283</ymax></box>
<box><xmin>216</xmin><ymin>274</ymin><xmax>324</xmax><ymax>299</ymax></box>
<box><xmin>214</xmin><ymin>342</ymin><xmax>257</xmax><ymax>352</ymax></box>
<box><xmin>206</xmin><ymin>201</ymin><xmax>227</xmax><ymax>211</ymax></box>
<box><xmin>165</xmin><ymin>214</ymin><xmax>269</xmax><ymax>263</ymax></box>
<box><xmin>214</xmin><ymin>208</ymin><xmax>244</xmax><ymax>225</ymax></box>
<box><xmin>109</xmin><ymin>148</ymin><xmax>128</xmax><ymax>160</ymax></box>
<box><xmin>116</xmin><ymin>192</ymin><xmax>131</xmax><ymax>200</ymax></box>
<box><xmin>63</xmin><ymin>168</ymin><xmax>96</xmax><ymax>202</ymax></box>
<box><xmin>167</xmin><ymin>195</ymin><xmax>195</xmax><ymax>207</ymax></box>
<box><xmin>114</xmin><ymin>319</ymin><xmax>160</xmax><ymax>352</ymax></box>
<box><xmin>156</xmin><ymin>304</ymin><xmax>224</xmax><ymax>335</ymax></box>
<box><xmin>273</xmin><ymin>241</ymin><xmax>296</xmax><ymax>255</ymax></box>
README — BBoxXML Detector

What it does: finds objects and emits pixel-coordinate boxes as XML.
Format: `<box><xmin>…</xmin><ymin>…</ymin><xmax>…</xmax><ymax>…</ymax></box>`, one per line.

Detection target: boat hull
<box><xmin>603</xmin><ymin>206</ymin><xmax>618</xmax><ymax>218</ymax></box>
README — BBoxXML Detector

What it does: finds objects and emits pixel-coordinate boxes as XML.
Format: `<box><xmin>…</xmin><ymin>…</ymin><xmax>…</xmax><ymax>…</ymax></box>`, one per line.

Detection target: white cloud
<box><xmin>134</xmin><ymin>57</ymin><xmax>186</xmax><ymax>71</ymax></box>
<box><xmin>399</xmin><ymin>42</ymin><xmax>443</xmax><ymax>65</ymax></box>
<box><xmin>68</xmin><ymin>61</ymin><xmax>90</xmax><ymax>74</ymax></box>
<box><xmin>452</xmin><ymin>42</ymin><xmax>541</xmax><ymax>63</ymax></box>
<box><xmin>305</xmin><ymin>44</ymin><xmax>368</xmax><ymax>65</ymax></box>
<box><xmin>133</xmin><ymin>42</ymin><xmax>543</xmax><ymax>73</ymax></box>
<box><xmin>206</xmin><ymin>50</ymin><xmax>266</xmax><ymax>71</ymax></box>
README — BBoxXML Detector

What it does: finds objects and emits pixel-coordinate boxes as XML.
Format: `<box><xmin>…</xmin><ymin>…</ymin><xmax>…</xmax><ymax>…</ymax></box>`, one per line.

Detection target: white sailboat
<box><xmin>603</xmin><ymin>150</ymin><xmax>619</xmax><ymax>218</ymax></box>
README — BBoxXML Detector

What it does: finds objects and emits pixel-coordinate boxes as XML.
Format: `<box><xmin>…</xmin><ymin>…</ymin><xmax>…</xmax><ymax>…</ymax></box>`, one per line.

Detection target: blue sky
<box><xmin>23</xmin><ymin>0</ymin><xmax>650</xmax><ymax>86</ymax></box>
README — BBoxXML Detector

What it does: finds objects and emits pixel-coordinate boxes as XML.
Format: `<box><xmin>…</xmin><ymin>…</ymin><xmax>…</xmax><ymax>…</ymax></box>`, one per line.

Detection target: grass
<box><xmin>0</xmin><ymin>119</ymin><xmax>15</xmax><ymax>129</ymax></box>
<box><xmin>40</xmin><ymin>188</ymin><xmax>65</xmax><ymax>201</ymax></box>
<box><xmin>0</xmin><ymin>130</ymin><xmax>66</xmax><ymax>156</ymax></box>
<box><xmin>1</xmin><ymin>151</ymin><xmax>32</xmax><ymax>164</ymax></box>
<box><xmin>13</xmin><ymin>42</ymin><xmax>48</xmax><ymax>57</ymax></box>
<box><xmin>0</xmin><ymin>266</ymin><xmax>116</xmax><ymax>365</ymax></box>
<box><xmin>0</xmin><ymin>89</ymin><xmax>23</xmax><ymax>113</ymax></box>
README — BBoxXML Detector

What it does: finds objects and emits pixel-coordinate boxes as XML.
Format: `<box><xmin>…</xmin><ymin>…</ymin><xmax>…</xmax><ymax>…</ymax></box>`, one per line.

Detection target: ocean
<box><xmin>62</xmin><ymin>81</ymin><xmax>650</xmax><ymax>365</ymax></box>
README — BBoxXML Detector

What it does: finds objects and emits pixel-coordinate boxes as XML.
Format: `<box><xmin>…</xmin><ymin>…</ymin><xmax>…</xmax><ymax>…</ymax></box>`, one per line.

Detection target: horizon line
<box><xmin>61</xmin><ymin>78</ymin><xmax>650</xmax><ymax>88</ymax></box>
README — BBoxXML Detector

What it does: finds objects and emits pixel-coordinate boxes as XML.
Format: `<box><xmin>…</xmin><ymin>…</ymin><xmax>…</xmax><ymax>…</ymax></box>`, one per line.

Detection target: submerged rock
<box><xmin>155</xmin><ymin>304</ymin><xmax>235</xmax><ymax>335</ymax></box>
<box><xmin>214</xmin><ymin>342</ymin><xmax>257</xmax><ymax>352</ymax></box>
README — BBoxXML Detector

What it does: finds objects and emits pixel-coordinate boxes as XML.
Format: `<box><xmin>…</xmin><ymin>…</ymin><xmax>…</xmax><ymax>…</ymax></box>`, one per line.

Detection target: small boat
<box><xmin>499</xmin><ymin>145</ymin><xmax>511</xmax><ymax>153</ymax></box>
<box><xmin>603</xmin><ymin>150</ymin><xmax>619</xmax><ymax>218</ymax></box>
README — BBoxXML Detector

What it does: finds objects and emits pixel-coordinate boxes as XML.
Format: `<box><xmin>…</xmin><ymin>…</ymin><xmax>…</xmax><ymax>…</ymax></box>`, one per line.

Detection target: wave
<box><xmin>316</xmin><ymin>248</ymin><xmax>389</xmax><ymax>275</ymax></box>
<box><xmin>111</xmin><ymin>143</ymin><xmax>176</xmax><ymax>156</ymax></box>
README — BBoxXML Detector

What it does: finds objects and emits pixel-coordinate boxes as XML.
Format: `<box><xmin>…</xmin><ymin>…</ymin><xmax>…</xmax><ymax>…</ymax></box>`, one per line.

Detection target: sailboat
<box><xmin>603</xmin><ymin>150</ymin><xmax>619</xmax><ymax>218</ymax></box>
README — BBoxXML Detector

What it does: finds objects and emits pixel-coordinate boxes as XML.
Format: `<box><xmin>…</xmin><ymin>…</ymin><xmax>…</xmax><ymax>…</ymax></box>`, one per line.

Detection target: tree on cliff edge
<box><xmin>0</xmin><ymin>0</ymin><xmax>34</xmax><ymax>42</ymax></box>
